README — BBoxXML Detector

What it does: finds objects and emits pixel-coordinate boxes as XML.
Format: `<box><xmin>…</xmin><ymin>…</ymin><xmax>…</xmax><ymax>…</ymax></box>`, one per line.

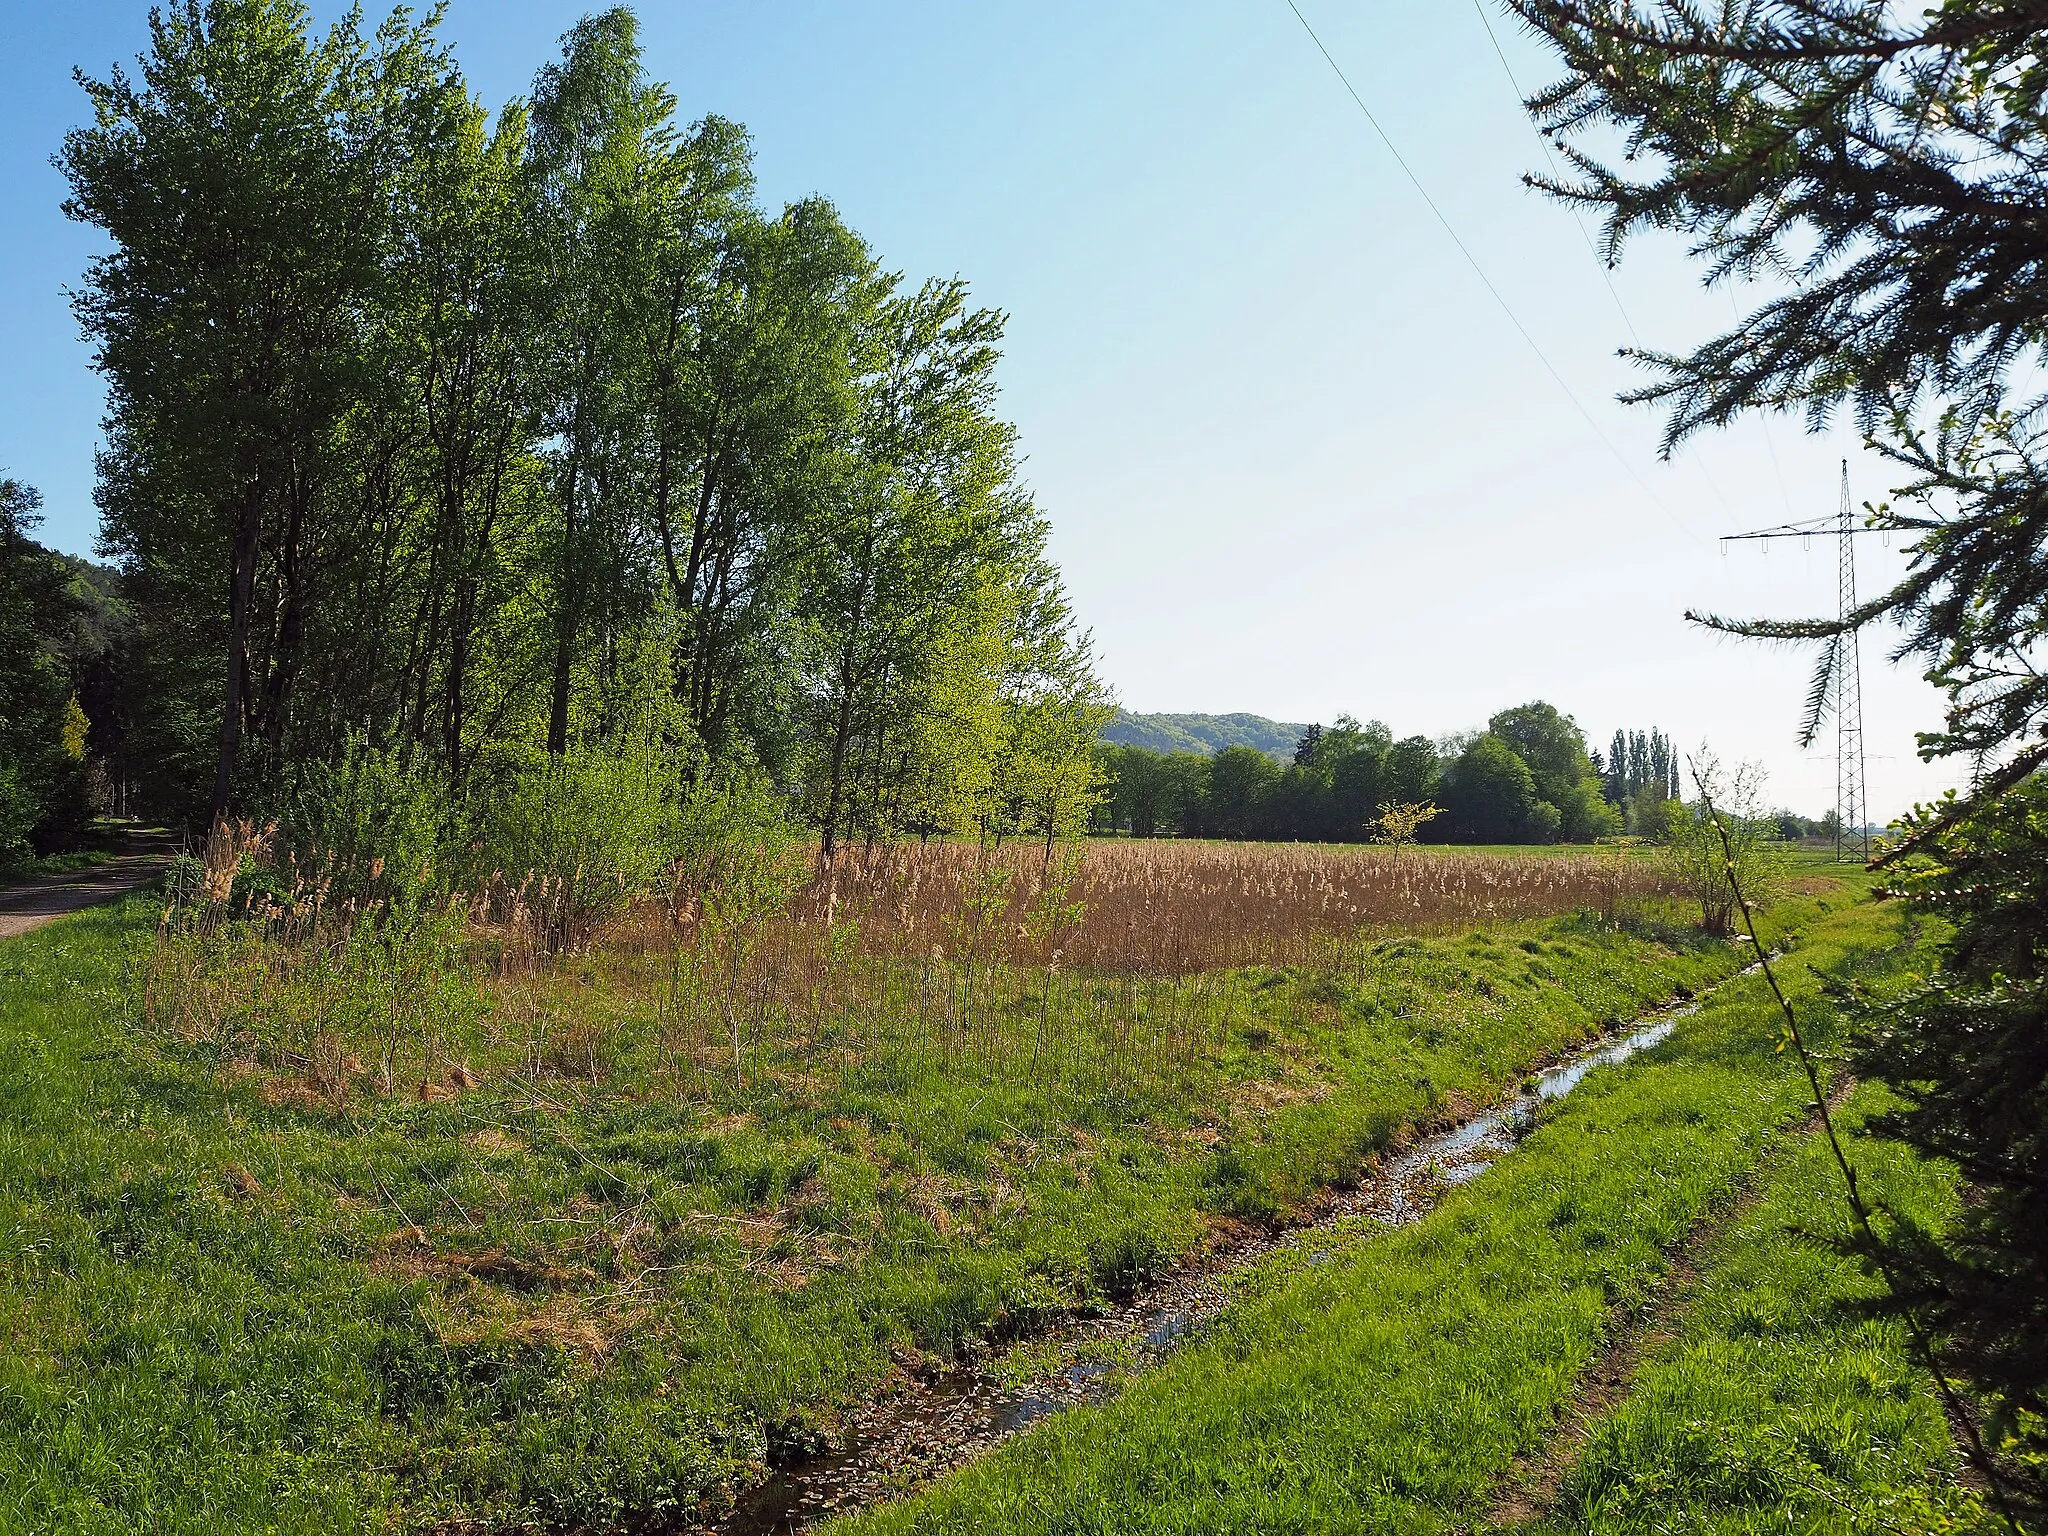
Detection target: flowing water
<box><xmin>707</xmin><ymin>975</ymin><xmax>1734</xmax><ymax>1534</ymax></box>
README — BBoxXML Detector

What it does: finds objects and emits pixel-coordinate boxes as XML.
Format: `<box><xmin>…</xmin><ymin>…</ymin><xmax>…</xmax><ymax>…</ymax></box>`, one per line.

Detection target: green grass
<box><xmin>0</xmin><ymin>849</ymin><xmax>113</xmax><ymax>885</ymax></box>
<box><xmin>833</xmin><ymin>898</ymin><xmax>1965</xmax><ymax>1536</ymax></box>
<box><xmin>1521</xmin><ymin>1085</ymin><xmax>1981</xmax><ymax>1535</ymax></box>
<box><xmin>0</xmin><ymin>889</ymin><xmax>1838</xmax><ymax>1532</ymax></box>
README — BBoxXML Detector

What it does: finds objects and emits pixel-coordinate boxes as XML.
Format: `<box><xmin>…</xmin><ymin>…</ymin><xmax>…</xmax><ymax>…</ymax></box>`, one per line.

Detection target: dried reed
<box><xmin>772</xmin><ymin>839</ymin><xmax>1678</xmax><ymax>975</ymax></box>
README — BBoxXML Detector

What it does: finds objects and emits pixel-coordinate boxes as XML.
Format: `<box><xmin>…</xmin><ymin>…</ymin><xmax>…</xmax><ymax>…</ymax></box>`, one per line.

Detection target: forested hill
<box><xmin>1101</xmin><ymin>711</ymin><xmax>1309</xmax><ymax>759</ymax></box>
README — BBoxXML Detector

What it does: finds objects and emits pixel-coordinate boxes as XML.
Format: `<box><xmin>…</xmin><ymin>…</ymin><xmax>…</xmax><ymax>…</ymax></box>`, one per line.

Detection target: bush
<box><xmin>668</xmin><ymin>771</ymin><xmax>799</xmax><ymax>912</ymax></box>
<box><xmin>1662</xmin><ymin>758</ymin><xmax>1785</xmax><ymax>936</ymax></box>
<box><xmin>467</xmin><ymin>741</ymin><xmax>685</xmax><ymax>950</ymax></box>
<box><xmin>275</xmin><ymin>737</ymin><xmax>445</xmax><ymax>902</ymax></box>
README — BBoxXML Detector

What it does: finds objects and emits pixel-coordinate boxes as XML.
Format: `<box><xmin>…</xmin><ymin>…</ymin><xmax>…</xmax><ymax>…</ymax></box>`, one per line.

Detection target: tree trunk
<box><xmin>548</xmin><ymin>446</ymin><xmax>580</xmax><ymax>756</ymax></box>
<box><xmin>210</xmin><ymin>478</ymin><xmax>264</xmax><ymax>826</ymax></box>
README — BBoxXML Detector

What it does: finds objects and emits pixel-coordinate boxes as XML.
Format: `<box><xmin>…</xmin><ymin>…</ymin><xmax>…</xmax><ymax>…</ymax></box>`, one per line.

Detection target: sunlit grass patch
<box><xmin>0</xmin><ymin>870</ymin><xmax>1813</xmax><ymax>1531</ymax></box>
<box><xmin>1526</xmin><ymin>1084</ymin><xmax>1979</xmax><ymax>1535</ymax></box>
<box><xmin>832</xmin><ymin>900</ymin><xmax>1948</xmax><ymax>1536</ymax></box>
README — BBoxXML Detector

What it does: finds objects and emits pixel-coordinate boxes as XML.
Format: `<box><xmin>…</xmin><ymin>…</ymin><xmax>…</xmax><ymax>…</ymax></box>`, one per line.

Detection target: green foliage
<box><xmin>0</xmin><ymin>766</ymin><xmax>37</xmax><ymax>868</ymax></box>
<box><xmin>1203</xmin><ymin>745</ymin><xmax>1281</xmax><ymax>840</ymax></box>
<box><xmin>667</xmin><ymin>769</ymin><xmax>794</xmax><ymax>903</ymax></box>
<box><xmin>1856</xmin><ymin>780</ymin><xmax>2048</xmax><ymax>1479</ymax></box>
<box><xmin>1099</xmin><ymin>710</ymin><xmax>1309</xmax><ymax>758</ymax></box>
<box><xmin>1489</xmin><ymin>701</ymin><xmax>1618</xmax><ymax>842</ymax></box>
<box><xmin>1094</xmin><ymin>706</ymin><xmax>1688</xmax><ymax>848</ymax></box>
<box><xmin>1096</xmin><ymin>744</ymin><xmax>1202</xmax><ymax>839</ymax></box>
<box><xmin>0</xmin><ymin>476</ymin><xmax>94</xmax><ymax>861</ymax></box>
<box><xmin>1442</xmin><ymin>733</ymin><xmax>1544</xmax><ymax>843</ymax></box>
<box><xmin>468</xmin><ymin>740</ymin><xmax>683</xmax><ymax>948</ymax></box>
<box><xmin>61</xmin><ymin>1</ymin><xmax>1102</xmax><ymax>843</ymax></box>
<box><xmin>276</xmin><ymin>737</ymin><xmax>445</xmax><ymax>900</ymax></box>
<box><xmin>1662</xmin><ymin>757</ymin><xmax>1787</xmax><ymax>937</ymax></box>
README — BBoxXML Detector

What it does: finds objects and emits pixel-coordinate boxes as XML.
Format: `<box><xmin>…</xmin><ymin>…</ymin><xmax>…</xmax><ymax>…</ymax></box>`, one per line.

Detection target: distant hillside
<box><xmin>1100</xmin><ymin>710</ymin><xmax>1310</xmax><ymax>761</ymax></box>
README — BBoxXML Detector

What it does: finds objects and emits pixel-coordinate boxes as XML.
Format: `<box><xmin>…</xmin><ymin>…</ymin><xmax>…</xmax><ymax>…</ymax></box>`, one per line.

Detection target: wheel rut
<box><xmin>1476</xmin><ymin>1074</ymin><xmax>1856</xmax><ymax>1534</ymax></box>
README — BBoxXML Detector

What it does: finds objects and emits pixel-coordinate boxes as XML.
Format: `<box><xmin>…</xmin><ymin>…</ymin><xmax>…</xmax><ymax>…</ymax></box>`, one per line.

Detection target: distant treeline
<box><xmin>1096</xmin><ymin>703</ymin><xmax>1690</xmax><ymax>844</ymax></box>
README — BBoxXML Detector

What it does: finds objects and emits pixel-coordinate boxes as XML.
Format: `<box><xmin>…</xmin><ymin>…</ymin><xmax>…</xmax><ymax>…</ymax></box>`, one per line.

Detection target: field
<box><xmin>837</xmin><ymin>898</ymin><xmax>1976</xmax><ymax>1534</ymax></box>
<box><xmin>0</xmin><ymin>838</ymin><xmax>1990</xmax><ymax>1533</ymax></box>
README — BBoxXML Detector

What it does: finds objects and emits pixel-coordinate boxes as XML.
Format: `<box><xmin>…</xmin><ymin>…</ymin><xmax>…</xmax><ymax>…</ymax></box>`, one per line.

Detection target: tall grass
<box><xmin>142</xmin><ymin>828</ymin><xmax>1685</xmax><ymax>1115</ymax></box>
<box><xmin>619</xmin><ymin>838</ymin><xmax>1682</xmax><ymax>1102</ymax></box>
<box><xmin>780</xmin><ymin>838</ymin><xmax>1680</xmax><ymax>973</ymax></box>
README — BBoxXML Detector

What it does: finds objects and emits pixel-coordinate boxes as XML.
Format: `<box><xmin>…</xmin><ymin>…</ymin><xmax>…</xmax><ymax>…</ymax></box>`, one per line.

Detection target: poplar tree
<box><xmin>64</xmin><ymin>0</ymin><xmax>428</xmax><ymax>820</ymax></box>
<box><xmin>60</xmin><ymin>0</ymin><xmax>1109</xmax><ymax>882</ymax></box>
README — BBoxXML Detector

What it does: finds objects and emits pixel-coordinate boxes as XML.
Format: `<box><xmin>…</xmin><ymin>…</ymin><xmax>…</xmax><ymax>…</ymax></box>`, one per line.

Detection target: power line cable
<box><xmin>1282</xmin><ymin>0</ymin><xmax>1705</xmax><ymax>544</ymax></box>
<box><xmin>1464</xmin><ymin>0</ymin><xmax>1740</xmax><ymax>520</ymax></box>
<box><xmin>1465</xmin><ymin>0</ymin><xmax>1637</xmax><ymax>346</ymax></box>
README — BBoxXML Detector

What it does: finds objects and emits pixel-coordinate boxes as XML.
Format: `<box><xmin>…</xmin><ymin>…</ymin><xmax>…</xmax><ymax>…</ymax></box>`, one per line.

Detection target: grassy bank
<box><xmin>0</xmin><ymin>884</ymin><xmax>1833</xmax><ymax>1533</ymax></box>
<box><xmin>834</xmin><ymin>897</ymin><xmax>1960</xmax><ymax>1535</ymax></box>
<box><xmin>1522</xmin><ymin>1083</ymin><xmax>1978</xmax><ymax>1534</ymax></box>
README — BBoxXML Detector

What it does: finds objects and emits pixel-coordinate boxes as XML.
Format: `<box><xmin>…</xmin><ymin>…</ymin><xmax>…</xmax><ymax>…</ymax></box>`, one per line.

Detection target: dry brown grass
<box><xmin>765</xmin><ymin>838</ymin><xmax>1679</xmax><ymax>975</ymax></box>
<box><xmin>143</xmin><ymin>831</ymin><xmax>1680</xmax><ymax>1112</ymax></box>
<box><xmin>584</xmin><ymin>838</ymin><xmax>1683</xmax><ymax>1099</ymax></box>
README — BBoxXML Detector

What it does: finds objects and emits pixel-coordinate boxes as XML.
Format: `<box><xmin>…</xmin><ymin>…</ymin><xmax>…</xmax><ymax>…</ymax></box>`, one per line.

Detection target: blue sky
<box><xmin>0</xmin><ymin>0</ymin><xmax>1960</xmax><ymax>818</ymax></box>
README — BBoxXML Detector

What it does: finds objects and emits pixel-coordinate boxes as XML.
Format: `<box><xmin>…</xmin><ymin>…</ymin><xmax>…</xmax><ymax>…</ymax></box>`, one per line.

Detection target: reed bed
<box><xmin>608</xmin><ymin>838</ymin><xmax>1678</xmax><ymax>1102</ymax></box>
<box><xmin>640</xmin><ymin>930</ymin><xmax>1247</xmax><ymax>1112</ymax></box>
<box><xmin>775</xmin><ymin>838</ymin><xmax>1680</xmax><ymax>974</ymax></box>
<box><xmin>143</xmin><ymin>828</ymin><xmax>1681</xmax><ymax>1114</ymax></box>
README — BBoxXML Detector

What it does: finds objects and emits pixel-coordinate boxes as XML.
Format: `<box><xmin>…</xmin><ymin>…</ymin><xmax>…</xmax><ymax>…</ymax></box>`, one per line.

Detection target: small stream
<box><xmin>708</xmin><ymin>977</ymin><xmax>1729</xmax><ymax>1534</ymax></box>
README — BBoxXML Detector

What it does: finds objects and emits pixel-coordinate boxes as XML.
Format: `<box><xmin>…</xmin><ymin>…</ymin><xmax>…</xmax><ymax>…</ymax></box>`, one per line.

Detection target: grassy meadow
<box><xmin>834</xmin><ymin>898</ymin><xmax>1980</xmax><ymax>1536</ymax></box>
<box><xmin>1521</xmin><ymin>1082</ymin><xmax>1972</xmax><ymax>1536</ymax></box>
<box><xmin>0</xmin><ymin>837</ymin><xmax>1983</xmax><ymax>1533</ymax></box>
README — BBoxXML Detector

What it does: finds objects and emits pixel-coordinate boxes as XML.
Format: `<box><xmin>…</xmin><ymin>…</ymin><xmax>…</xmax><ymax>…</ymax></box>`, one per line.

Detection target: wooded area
<box><xmin>2</xmin><ymin>0</ymin><xmax>2045</xmax><ymax>1529</ymax></box>
<box><xmin>1097</xmin><ymin>706</ymin><xmax>1692</xmax><ymax>844</ymax></box>
<box><xmin>15</xmin><ymin>0</ymin><xmax>1107</xmax><ymax>863</ymax></box>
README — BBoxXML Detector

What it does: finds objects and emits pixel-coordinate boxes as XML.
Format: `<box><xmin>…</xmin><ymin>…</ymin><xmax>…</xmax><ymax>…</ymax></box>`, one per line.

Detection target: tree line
<box><xmin>0</xmin><ymin>479</ymin><xmax>132</xmax><ymax>863</ymax></box>
<box><xmin>22</xmin><ymin>0</ymin><xmax>1106</xmax><ymax>858</ymax></box>
<box><xmin>1096</xmin><ymin>701</ymin><xmax>1686</xmax><ymax>844</ymax></box>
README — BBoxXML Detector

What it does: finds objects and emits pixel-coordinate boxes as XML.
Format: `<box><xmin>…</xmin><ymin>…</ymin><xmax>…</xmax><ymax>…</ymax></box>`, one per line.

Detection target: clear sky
<box><xmin>0</xmin><ymin>0</ymin><xmax>1963</xmax><ymax>820</ymax></box>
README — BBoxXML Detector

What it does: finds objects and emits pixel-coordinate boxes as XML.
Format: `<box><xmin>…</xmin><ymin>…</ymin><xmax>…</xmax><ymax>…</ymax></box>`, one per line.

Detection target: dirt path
<box><xmin>0</xmin><ymin>832</ymin><xmax>175</xmax><ymax>940</ymax></box>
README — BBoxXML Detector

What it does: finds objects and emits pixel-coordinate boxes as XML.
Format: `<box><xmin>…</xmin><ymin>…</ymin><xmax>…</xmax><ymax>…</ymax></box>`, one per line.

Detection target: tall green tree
<box><xmin>1204</xmin><ymin>745</ymin><xmax>1281</xmax><ymax>840</ymax></box>
<box><xmin>656</xmin><ymin>197</ymin><xmax>875</xmax><ymax>753</ymax></box>
<box><xmin>1489</xmin><ymin>700</ymin><xmax>1616</xmax><ymax>841</ymax></box>
<box><xmin>526</xmin><ymin>8</ymin><xmax>669</xmax><ymax>757</ymax></box>
<box><xmin>65</xmin><ymin>0</ymin><xmax>441</xmax><ymax>821</ymax></box>
<box><xmin>800</xmin><ymin>278</ymin><xmax>1029</xmax><ymax>854</ymax></box>
<box><xmin>1441</xmin><ymin>733</ymin><xmax>1546</xmax><ymax>844</ymax></box>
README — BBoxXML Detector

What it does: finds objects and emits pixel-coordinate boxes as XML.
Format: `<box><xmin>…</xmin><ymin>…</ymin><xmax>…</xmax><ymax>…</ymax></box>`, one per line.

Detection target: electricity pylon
<box><xmin>1720</xmin><ymin>461</ymin><xmax>1873</xmax><ymax>863</ymax></box>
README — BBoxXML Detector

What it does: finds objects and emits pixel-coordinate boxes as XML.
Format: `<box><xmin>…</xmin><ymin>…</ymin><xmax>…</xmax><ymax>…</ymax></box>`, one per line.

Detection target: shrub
<box><xmin>467</xmin><ymin>741</ymin><xmax>684</xmax><ymax>950</ymax></box>
<box><xmin>275</xmin><ymin>736</ymin><xmax>445</xmax><ymax>902</ymax></box>
<box><xmin>1663</xmin><ymin>757</ymin><xmax>1786</xmax><ymax>936</ymax></box>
